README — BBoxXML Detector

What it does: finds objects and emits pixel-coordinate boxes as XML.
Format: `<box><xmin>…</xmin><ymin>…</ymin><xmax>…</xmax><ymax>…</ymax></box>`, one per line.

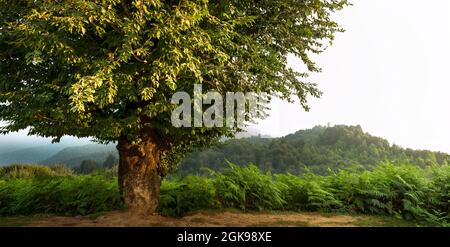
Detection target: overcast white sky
<box><xmin>2</xmin><ymin>0</ymin><xmax>450</xmax><ymax>153</ymax></box>
<box><xmin>253</xmin><ymin>0</ymin><xmax>450</xmax><ymax>152</ymax></box>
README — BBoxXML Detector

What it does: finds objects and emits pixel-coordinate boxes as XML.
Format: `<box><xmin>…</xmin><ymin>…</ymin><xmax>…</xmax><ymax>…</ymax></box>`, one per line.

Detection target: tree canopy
<box><xmin>179</xmin><ymin>125</ymin><xmax>450</xmax><ymax>175</ymax></box>
<box><xmin>1</xmin><ymin>0</ymin><xmax>348</xmax><ymax>166</ymax></box>
<box><xmin>0</xmin><ymin>0</ymin><xmax>350</xmax><ymax>212</ymax></box>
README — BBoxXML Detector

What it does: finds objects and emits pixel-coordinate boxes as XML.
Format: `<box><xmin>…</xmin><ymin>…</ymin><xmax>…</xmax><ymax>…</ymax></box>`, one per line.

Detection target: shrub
<box><xmin>212</xmin><ymin>163</ymin><xmax>285</xmax><ymax>211</ymax></box>
<box><xmin>159</xmin><ymin>176</ymin><xmax>216</xmax><ymax>217</ymax></box>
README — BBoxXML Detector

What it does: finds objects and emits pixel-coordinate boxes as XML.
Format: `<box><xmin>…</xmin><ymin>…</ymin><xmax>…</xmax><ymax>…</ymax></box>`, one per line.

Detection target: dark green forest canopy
<box><xmin>0</xmin><ymin>1</ymin><xmax>349</xmax><ymax>160</ymax></box>
<box><xmin>179</xmin><ymin>125</ymin><xmax>450</xmax><ymax>175</ymax></box>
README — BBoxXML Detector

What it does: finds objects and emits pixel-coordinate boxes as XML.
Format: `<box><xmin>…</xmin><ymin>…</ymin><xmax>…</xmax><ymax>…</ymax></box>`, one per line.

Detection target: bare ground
<box><xmin>23</xmin><ymin>210</ymin><xmax>400</xmax><ymax>227</ymax></box>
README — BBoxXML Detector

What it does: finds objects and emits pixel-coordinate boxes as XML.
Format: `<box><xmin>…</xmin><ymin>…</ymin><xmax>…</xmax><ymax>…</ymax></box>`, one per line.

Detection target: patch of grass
<box><xmin>353</xmin><ymin>216</ymin><xmax>425</xmax><ymax>227</ymax></box>
<box><xmin>0</xmin><ymin>215</ymin><xmax>44</xmax><ymax>227</ymax></box>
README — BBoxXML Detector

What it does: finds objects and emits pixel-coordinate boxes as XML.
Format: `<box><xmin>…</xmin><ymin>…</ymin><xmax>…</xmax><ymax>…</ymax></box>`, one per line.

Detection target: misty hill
<box><xmin>179</xmin><ymin>125</ymin><xmax>450</xmax><ymax>174</ymax></box>
<box><xmin>0</xmin><ymin>144</ymin><xmax>69</xmax><ymax>166</ymax></box>
<box><xmin>40</xmin><ymin>144</ymin><xmax>117</xmax><ymax>167</ymax></box>
<box><xmin>0</xmin><ymin>143</ymin><xmax>31</xmax><ymax>156</ymax></box>
<box><xmin>0</xmin><ymin>127</ymin><xmax>267</xmax><ymax>167</ymax></box>
<box><xmin>0</xmin><ymin>127</ymin><xmax>269</xmax><ymax>167</ymax></box>
<box><xmin>0</xmin><ymin>136</ymin><xmax>93</xmax><ymax>166</ymax></box>
<box><xmin>0</xmin><ymin>136</ymin><xmax>47</xmax><ymax>156</ymax></box>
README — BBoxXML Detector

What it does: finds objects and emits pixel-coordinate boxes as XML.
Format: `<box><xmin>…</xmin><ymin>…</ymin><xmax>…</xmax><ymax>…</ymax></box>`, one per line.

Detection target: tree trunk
<box><xmin>117</xmin><ymin>134</ymin><xmax>161</xmax><ymax>214</ymax></box>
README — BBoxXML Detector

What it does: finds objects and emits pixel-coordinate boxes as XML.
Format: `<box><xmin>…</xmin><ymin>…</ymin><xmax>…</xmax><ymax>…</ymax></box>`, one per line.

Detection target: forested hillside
<box><xmin>179</xmin><ymin>125</ymin><xmax>450</xmax><ymax>174</ymax></box>
<box><xmin>0</xmin><ymin>145</ymin><xmax>64</xmax><ymax>165</ymax></box>
<box><xmin>3</xmin><ymin>125</ymin><xmax>447</xmax><ymax>175</ymax></box>
<box><xmin>40</xmin><ymin>144</ymin><xmax>117</xmax><ymax>167</ymax></box>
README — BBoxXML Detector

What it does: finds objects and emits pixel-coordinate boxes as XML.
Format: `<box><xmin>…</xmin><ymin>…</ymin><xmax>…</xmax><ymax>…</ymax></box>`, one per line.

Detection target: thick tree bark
<box><xmin>117</xmin><ymin>133</ymin><xmax>161</xmax><ymax>214</ymax></box>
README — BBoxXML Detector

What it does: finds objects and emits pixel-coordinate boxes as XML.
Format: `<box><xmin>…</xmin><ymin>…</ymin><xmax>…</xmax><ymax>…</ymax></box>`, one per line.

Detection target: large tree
<box><xmin>0</xmin><ymin>0</ymin><xmax>349</xmax><ymax>213</ymax></box>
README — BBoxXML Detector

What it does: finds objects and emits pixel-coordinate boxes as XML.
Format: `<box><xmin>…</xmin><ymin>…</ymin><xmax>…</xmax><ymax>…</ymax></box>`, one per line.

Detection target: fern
<box><xmin>0</xmin><ymin>163</ymin><xmax>449</xmax><ymax>225</ymax></box>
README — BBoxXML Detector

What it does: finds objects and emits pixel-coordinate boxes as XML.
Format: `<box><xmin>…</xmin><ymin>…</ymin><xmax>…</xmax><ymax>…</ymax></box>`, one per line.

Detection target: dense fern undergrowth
<box><xmin>0</xmin><ymin>163</ymin><xmax>449</xmax><ymax>226</ymax></box>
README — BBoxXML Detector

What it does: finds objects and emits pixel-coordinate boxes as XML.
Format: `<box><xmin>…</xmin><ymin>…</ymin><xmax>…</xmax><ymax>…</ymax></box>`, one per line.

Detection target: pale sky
<box><xmin>2</xmin><ymin>0</ymin><xmax>450</xmax><ymax>153</ymax></box>
<box><xmin>253</xmin><ymin>0</ymin><xmax>450</xmax><ymax>153</ymax></box>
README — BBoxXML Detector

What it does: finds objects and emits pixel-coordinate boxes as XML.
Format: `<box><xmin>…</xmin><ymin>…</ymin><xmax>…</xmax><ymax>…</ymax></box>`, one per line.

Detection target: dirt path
<box><xmin>28</xmin><ymin>211</ymin><xmax>367</xmax><ymax>227</ymax></box>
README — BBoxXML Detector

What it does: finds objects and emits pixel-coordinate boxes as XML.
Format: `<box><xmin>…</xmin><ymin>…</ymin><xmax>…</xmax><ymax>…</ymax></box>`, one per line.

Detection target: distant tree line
<box><xmin>178</xmin><ymin>125</ymin><xmax>450</xmax><ymax>175</ymax></box>
<box><xmin>74</xmin><ymin>154</ymin><xmax>118</xmax><ymax>174</ymax></box>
